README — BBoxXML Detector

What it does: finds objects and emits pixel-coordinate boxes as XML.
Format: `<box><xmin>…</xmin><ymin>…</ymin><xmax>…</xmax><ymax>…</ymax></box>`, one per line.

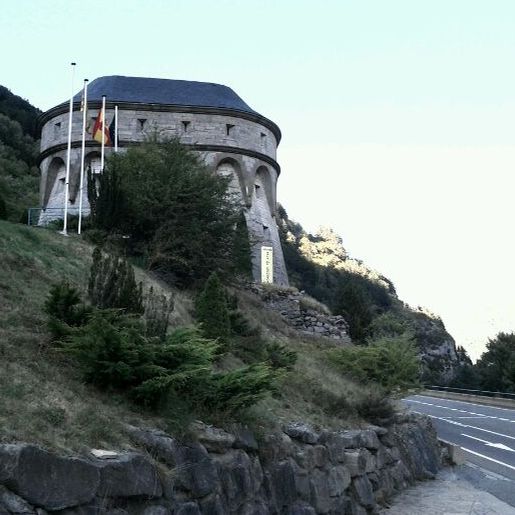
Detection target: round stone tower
<box><xmin>38</xmin><ymin>75</ymin><xmax>288</xmax><ymax>285</ymax></box>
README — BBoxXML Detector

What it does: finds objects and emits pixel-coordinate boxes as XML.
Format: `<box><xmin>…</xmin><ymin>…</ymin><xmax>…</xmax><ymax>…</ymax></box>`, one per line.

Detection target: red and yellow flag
<box><xmin>91</xmin><ymin>107</ymin><xmax>112</xmax><ymax>146</ymax></box>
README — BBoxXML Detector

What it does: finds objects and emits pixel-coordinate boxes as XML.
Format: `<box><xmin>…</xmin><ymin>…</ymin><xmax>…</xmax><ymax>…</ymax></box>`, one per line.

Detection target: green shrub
<box><xmin>195</xmin><ymin>272</ymin><xmax>230</xmax><ymax>344</ymax></box>
<box><xmin>353</xmin><ymin>389</ymin><xmax>395</xmax><ymax>425</ymax></box>
<box><xmin>0</xmin><ymin>193</ymin><xmax>7</xmax><ymax>220</ymax></box>
<box><xmin>231</xmin><ymin>212</ymin><xmax>252</xmax><ymax>277</ymax></box>
<box><xmin>334</xmin><ymin>275</ymin><xmax>373</xmax><ymax>343</ymax></box>
<box><xmin>144</xmin><ymin>286</ymin><xmax>174</xmax><ymax>340</ymax></box>
<box><xmin>89</xmin><ymin>137</ymin><xmax>240</xmax><ymax>287</ymax></box>
<box><xmin>203</xmin><ymin>363</ymin><xmax>278</xmax><ymax>415</ymax></box>
<box><xmin>265</xmin><ymin>341</ymin><xmax>297</xmax><ymax>370</ymax></box>
<box><xmin>43</xmin><ymin>281</ymin><xmax>91</xmax><ymax>339</ymax></box>
<box><xmin>328</xmin><ymin>336</ymin><xmax>420</xmax><ymax>392</ymax></box>
<box><xmin>88</xmin><ymin>247</ymin><xmax>143</xmax><ymax>314</ymax></box>
<box><xmin>62</xmin><ymin>311</ymin><xmax>154</xmax><ymax>390</ymax></box>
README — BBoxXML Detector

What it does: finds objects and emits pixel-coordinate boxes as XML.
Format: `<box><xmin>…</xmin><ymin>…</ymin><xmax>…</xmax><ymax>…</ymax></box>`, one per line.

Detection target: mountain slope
<box><xmin>0</xmin><ymin>85</ymin><xmax>40</xmax><ymax>222</ymax></box>
<box><xmin>277</xmin><ymin>205</ymin><xmax>463</xmax><ymax>383</ymax></box>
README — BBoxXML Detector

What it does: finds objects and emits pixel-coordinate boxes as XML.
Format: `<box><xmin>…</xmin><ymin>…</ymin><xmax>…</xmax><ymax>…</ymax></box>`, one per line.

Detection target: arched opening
<box><xmin>254</xmin><ymin>166</ymin><xmax>274</xmax><ymax>215</ymax></box>
<box><xmin>216</xmin><ymin>158</ymin><xmax>245</xmax><ymax>203</ymax></box>
<box><xmin>85</xmin><ymin>151</ymin><xmax>102</xmax><ymax>174</ymax></box>
<box><xmin>44</xmin><ymin>157</ymin><xmax>66</xmax><ymax>207</ymax></box>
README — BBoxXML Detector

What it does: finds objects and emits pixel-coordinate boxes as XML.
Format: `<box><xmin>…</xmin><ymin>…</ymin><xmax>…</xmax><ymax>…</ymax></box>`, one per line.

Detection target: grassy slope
<box><xmin>0</xmin><ymin>221</ymin><xmax>378</xmax><ymax>452</ymax></box>
<box><xmin>0</xmin><ymin>221</ymin><xmax>167</xmax><ymax>451</ymax></box>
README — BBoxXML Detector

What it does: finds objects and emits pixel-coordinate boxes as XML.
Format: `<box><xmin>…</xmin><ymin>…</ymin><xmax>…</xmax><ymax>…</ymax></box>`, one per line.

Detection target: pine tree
<box><xmin>88</xmin><ymin>247</ymin><xmax>143</xmax><ymax>314</ymax></box>
<box><xmin>232</xmin><ymin>212</ymin><xmax>252</xmax><ymax>277</ymax></box>
<box><xmin>195</xmin><ymin>272</ymin><xmax>230</xmax><ymax>344</ymax></box>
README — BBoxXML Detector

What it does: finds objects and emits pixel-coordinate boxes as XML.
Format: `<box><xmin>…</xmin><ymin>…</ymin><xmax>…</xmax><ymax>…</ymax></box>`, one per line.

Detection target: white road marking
<box><xmin>461</xmin><ymin>447</ymin><xmax>515</xmax><ymax>472</ymax></box>
<box><xmin>410</xmin><ymin>411</ymin><xmax>515</xmax><ymax>442</ymax></box>
<box><xmin>461</xmin><ymin>433</ymin><xmax>515</xmax><ymax>452</ymax></box>
<box><xmin>406</xmin><ymin>399</ymin><xmax>515</xmax><ymax>422</ymax></box>
<box><xmin>413</xmin><ymin>394</ymin><xmax>515</xmax><ymax>414</ymax></box>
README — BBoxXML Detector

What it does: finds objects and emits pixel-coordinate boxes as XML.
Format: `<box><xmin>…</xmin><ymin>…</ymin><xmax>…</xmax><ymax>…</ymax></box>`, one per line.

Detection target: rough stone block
<box><xmin>0</xmin><ymin>444</ymin><xmax>100</xmax><ymax>511</ymax></box>
<box><xmin>283</xmin><ymin>423</ymin><xmax>319</xmax><ymax>445</ymax></box>
<box><xmin>96</xmin><ymin>452</ymin><xmax>162</xmax><ymax>498</ymax></box>
<box><xmin>0</xmin><ymin>484</ymin><xmax>36</xmax><ymax>514</ymax></box>
<box><xmin>351</xmin><ymin>475</ymin><xmax>375</xmax><ymax>509</ymax></box>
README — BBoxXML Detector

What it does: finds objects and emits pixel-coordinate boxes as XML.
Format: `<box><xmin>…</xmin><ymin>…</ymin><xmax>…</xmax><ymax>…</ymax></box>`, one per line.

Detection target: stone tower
<box><xmin>38</xmin><ymin>76</ymin><xmax>288</xmax><ymax>285</ymax></box>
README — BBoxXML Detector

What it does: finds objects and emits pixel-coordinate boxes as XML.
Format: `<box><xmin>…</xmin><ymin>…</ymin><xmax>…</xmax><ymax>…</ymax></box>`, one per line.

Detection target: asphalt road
<box><xmin>404</xmin><ymin>394</ymin><xmax>515</xmax><ymax>507</ymax></box>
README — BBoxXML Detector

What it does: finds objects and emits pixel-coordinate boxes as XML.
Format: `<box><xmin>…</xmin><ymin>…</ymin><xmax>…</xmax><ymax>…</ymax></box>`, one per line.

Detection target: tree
<box><xmin>334</xmin><ymin>274</ymin><xmax>373</xmax><ymax>343</ymax></box>
<box><xmin>88</xmin><ymin>247</ymin><xmax>143</xmax><ymax>314</ymax></box>
<box><xmin>475</xmin><ymin>332</ymin><xmax>515</xmax><ymax>392</ymax></box>
<box><xmin>195</xmin><ymin>272</ymin><xmax>230</xmax><ymax>344</ymax></box>
<box><xmin>88</xmin><ymin>136</ymin><xmax>241</xmax><ymax>287</ymax></box>
<box><xmin>231</xmin><ymin>212</ymin><xmax>253</xmax><ymax>277</ymax></box>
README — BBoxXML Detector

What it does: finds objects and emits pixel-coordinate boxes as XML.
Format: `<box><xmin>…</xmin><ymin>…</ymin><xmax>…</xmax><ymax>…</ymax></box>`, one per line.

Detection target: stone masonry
<box><xmin>0</xmin><ymin>413</ymin><xmax>441</xmax><ymax>514</ymax></box>
<box><xmin>250</xmin><ymin>285</ymin><xmax>351</xmax><ymax>343</ymax></box>
<box><xmin>37</xmin><ymin>76</ymin><xmax>289</xmax><ymax>285</ymax></box>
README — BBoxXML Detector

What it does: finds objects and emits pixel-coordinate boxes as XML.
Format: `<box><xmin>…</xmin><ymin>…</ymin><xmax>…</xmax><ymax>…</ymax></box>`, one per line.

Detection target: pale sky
<box><xmin>3</xmin><ymin>0</ymin><xmax>515</xmax><ymax>360</ymax></box>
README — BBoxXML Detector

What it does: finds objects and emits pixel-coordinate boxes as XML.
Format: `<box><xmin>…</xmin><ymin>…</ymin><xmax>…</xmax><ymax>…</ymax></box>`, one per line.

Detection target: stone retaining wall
<box><xmin>250</xmin><ymin>286</ymin><xmax>351</xmax><ymax>343</ymax></box>
<box><xmin>0</xmin><ymin>413</ymin><xmax>441</xmax><ymax>514</ymax></box>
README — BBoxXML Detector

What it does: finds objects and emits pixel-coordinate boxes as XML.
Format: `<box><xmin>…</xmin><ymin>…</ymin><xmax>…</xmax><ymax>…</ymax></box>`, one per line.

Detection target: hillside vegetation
<box><xmin>0</xmin><ymin>220</ymin><xmax>396</xmax><ymax>452</ymax></box>
<box><xmin>0</xmin><ymin>85</ymin><xmax>40</xmax><ymax>222</ymax></box>
<box><xmin>278</xmin><ymin>205</ymin><xmax>464</xmax><ymax>383</ymax></box>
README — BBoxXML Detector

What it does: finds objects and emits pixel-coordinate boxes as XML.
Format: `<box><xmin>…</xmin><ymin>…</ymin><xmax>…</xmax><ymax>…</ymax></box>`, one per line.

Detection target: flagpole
<box><xmin>61</xmin><ymin>62</ymin><xmax>76</xmax><ymax>236</ymax></box>
<box><xmin>100</xmin><ymin>95</ymin><xmax>106</xmax><ymax>170</ymax></box>
<box><xmin>114</xmin><ymin>105</ymin><xmax>118</xmax><ymax>152</ymax></box>
<box><xmin>78</xmin><ymin>79</ymin><xmax>88</xmax><ymax>235</ymax></box>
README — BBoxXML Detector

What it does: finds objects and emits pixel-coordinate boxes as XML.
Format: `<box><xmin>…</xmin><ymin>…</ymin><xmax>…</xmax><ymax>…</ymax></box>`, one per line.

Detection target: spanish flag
<box><xmin>91</xmin><ymin>107</ymin><xmax>112</xmax><ymax>146</ymax></box>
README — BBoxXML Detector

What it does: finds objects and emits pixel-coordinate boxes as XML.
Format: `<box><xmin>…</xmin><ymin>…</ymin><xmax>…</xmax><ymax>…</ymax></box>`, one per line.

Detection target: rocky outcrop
<box><xmin>250</xmin><ymin>285</ymin><xmax>351</xmax><ymax>343</ymax></box>
<box><xmin>0</xmin><ymin>414</ymin><xmax>440</xmax><ymax>514</ymax></box>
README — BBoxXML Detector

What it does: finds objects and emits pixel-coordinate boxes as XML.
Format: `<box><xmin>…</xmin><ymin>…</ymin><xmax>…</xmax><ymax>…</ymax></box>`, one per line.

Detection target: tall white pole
<box><xmin>100</xmin><ymin>95</ymin><xmax>106</xmax><ymax>171</ymax></box>
<box><xmin>114</xmin><ymin>105</ymin><xmax>118</xmax><ymax>152</ymax></box>
<box><xmin>78</xmin><ymin>79</ymin><xmax>89</xmax><ymax>235</ymax></box>
<box><xmin>62</xmin><ymin>62</ymin><xmax>76</xmax><ymax>235</ymax></box>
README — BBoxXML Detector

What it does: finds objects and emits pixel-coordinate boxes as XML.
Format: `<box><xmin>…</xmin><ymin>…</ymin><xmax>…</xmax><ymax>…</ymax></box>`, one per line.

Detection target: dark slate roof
<box><xmin>72</xmin><ymin>75</ymin><xmax>258</xmax><ymax>115</ymax></box>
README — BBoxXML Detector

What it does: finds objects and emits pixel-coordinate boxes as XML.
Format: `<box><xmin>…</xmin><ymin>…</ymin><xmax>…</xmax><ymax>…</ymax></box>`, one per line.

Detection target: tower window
<box><xmin>54</xmin><ymin>122</ymin><xmax>61</xmax><ymax>136</ymax></box>
<box><xmin>226</xmin><ymin>124</ymin><xmax>235</xmax><ymax>136</ymax></box>
<box><xmin>255</xmin><ymin>184</ymin><xmax>261</xmax><ymax>197</ymax></box>
<box><xmin>260</xmin><ymin>132</ymin><xmax>266</xmax><ymax>139</ymax></box>
<box><xmin>138</xmin><ymin>118</ymin><xmax>147</xmax><ymax>131</ymax></box>
<box><xmin>182</xmin><ymin>120</ymin><xmax>190</xmax><ymax>132</ymax></box>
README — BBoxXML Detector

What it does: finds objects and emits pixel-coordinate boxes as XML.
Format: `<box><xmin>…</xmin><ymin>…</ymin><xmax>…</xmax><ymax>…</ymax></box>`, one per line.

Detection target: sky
<box><xmin>2</xmin><ymin>0</ymin><xmax>515</xmax><ymax>360</ymax></box>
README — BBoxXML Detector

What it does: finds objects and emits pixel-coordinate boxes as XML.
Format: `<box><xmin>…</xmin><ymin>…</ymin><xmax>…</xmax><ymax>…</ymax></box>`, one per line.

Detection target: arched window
<box><xmin>254</xmin><ymin>166</ymin><xmax>274</xmax><ymax>214</ymax></box>
<box><xmin>85</xmin><ymin>151</ymin><xmax>102</xmax><ymax>174</ymax></box>
<box><xmin>44</xmin><ymin>157</ymin><xmax>66</xmax><ymax>207</ymax></box>
<box><xmin>216</xmin><ymin>158</ymin><xmax>244</xmax><ymax>202</ymax></box>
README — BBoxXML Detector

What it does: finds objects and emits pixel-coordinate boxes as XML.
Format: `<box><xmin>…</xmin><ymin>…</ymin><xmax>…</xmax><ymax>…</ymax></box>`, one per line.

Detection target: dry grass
<box><xmin>0</xmin><ymin>221</ymin><xmax>190</xmax><ymax>452</ymax></box>
<box><xmin>232</xmin><ymin>287</ymin><xmax>384</xmax><ymax>431</ymax></box>
<box><xmin>0</xmin><ymin>220</ymin><xmax>386</xmax><ymax>452</ymax></box>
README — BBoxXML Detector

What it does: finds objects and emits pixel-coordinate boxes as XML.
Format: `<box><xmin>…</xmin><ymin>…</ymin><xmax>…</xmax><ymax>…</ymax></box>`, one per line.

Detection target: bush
<box><xmin>353</xmin><ymin>389</ymin><xmax>395</xmax><ymax>425</ymax></box>
<box><xmin>328</xmin><ymin>335</ymin><xmax>420</xmax><ymax>392</ymax></box>
<box><xmin>195</xmin><ymin>272</ymin><xmax>230</xmax><ymax>344</ymax></box>
<box><xmin>144</xmin><ymin>286</ymin><xmax>174</xmax><ymax>340</ymax></box>
<box><xmin>89</xmin><ymin>137</ymin><xmax>241</xmax><ymax>287</ymax></box>
<box><xmin>0</xmin><ymin>193</ymin><xmax>7</xmax><ymax>220</ymax></box>
<box><xmin>88</xmin><ymin>247</ymin><xmax>143</xmax><ymax>314</ymax></box>
<box><xmin>265</xmin><ymin>341</ymin><xmax>297</xmax><ymax>370</ymax></box>
<box><xmin>43</xmin><ymin>281</ymin><xmax>91</xmax><ymax>339</ymax></box>
<box><xmin>334</xmin><ymin>275</ymin><xmax>374</xmax><ymax>343</ymax></box>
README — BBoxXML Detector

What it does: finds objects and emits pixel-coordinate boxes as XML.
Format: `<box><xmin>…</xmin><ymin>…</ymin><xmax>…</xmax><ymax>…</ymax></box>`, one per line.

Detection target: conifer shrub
<box><xmin>231</xmin><ymin>212</ymin><xmax>253</xmax><ymax>277</ymax></box>
<box><xmin>144</xmin><ymin>286</ymin><xmax>174</xmax><ymax>340</ymax></box>
<box><xmin>265</xmin><ymin>341</ymin><xmax>298</xmax><ymax>370</ymax></box>
<box><xmin>88</xmin><ymin>137</ymin><xmax>241</xmax><ymax>287</ymax></box>
<box><xmin>43</xmin><ymin>281</ymin><xmax>91</xmax><ymax>340</ymax></box>
<box><xmin>44</xmin><ymin>284</ymin><xmax>281</xmax><ymax>423</ymax></box>
<box><xmin>328</xmin><ymin>335</ymin><xmax>420</xmax><ymax>392</ymax></box>
<box><xmin>195</xmin><ymin>272</ymin><xmax>230</xmax><ymax>344</ymax></box>
<box><xmin>0</xmin><ymin>193</ymin><xmax>7</xmax><ymax>220</ymax></box>
<box><xmin>88</xmin><ymin>247</ymin><xmax>143</xmax><ymax>314</ymax></box>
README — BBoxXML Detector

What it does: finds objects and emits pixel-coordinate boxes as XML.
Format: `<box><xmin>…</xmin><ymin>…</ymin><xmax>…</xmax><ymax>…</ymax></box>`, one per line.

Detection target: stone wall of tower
<box><xmin>39</xmin><ymin>106</ymin><xmax>289</xmax><ymax>285</ymax></box>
